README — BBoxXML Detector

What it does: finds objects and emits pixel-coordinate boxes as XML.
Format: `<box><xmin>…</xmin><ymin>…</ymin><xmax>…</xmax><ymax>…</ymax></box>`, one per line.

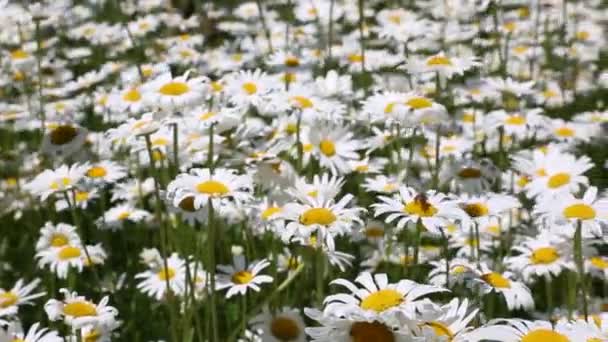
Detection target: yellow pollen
<box><xmin>426</xmin><ymin>55</ymin><xmax>452</xmax><ymax>66</ymax></box>
<box><xmin>50</xmin><ymin>234</ymin><xmax>69</xmax><ymax>247</ymax></box>
<box><xmin>576</xmin><ymin>31</ymin><xmax>590</xmax><ymax>41</ymax></box>
<box><xmin>196</xmin><ymin>180</ymin><xmax>229</xmax><ymax>196</ymax></box>
<box><xmin>520</xmin><ymin>329</ymin><xmax>569</xmax><ymax>342</ymax></box>
<box><xmin>517</xmin><ymin>175</ymin><xmax>530</xmax><ymax>187</ymax></box>
<box><xmin>365</xmin><ymin>226</ymin><xmax>384</xmax><ymax>238</ymax></box>
<box><xmin>463</xmin><ymin>203</ymin><xmax>489</xmax><ymax>218</ymax></box>
<box><xmin>319</xmin><ymin>139</ymin><xmax>336</xmax><ymax>157</ymax></box>
<box><xmin>513</xmin><ymin>45</ymin><xmax>529</xmax><ymax>54</ymax></box>
<box><xmin>462</xmin><ymin>113</ymin><xmax>475</xmax><ymax>123</ymax></box>
<box><xmin>300</xmin><ymin>208</ymin><xmax>336</xmax><ymax>226</ymax></box>
<box><xmin>157</xmin><ymin>267</ymin><xmax>176</xmax><ymax>280</ymax></box>
<box><xmin>543</xmin><ymin>89</ymin><xmax>558</xmax><ymax>98</ymax></box>
<box><xmin>347</xmin><ymin>54</ymin><xmax>363</xmax><ymax>63</ymax></box>
<box><xmin>117</xmin><ymin>212</ymin><xmax>130</xmax><ymax>220</ymax></box>
<box><xmin>360</xmin><ymin>289</ymin><xmax>403</xmax><ymax>312</ymax></box>
<box><xmin>142</xmin><ymin>67</ymin><xmax>153</xmax><ymax>78</ymax></box>
<box><xmin>58</xmin><ymin>246</ymin><xmax>81</xmax><ymax>260</ymax></box>
<box><xmin>505</xmin><ymin>115</ymin><xmax>526</xmax><ymax>125</ymax></box>
<box><xmin>159</xmin><ymin>82</ymin><xmax>190</xmax><ymax>96</ymax></box>
<box><xmin>283</xmin><ymin>72</ymin><xmax>296</xmax><ymax>83</ymax></box>
<box><xmin>83</xmin><ymin>328</ymin><xmax>102</xmax><ymax>342</ymax></box>
<box><xmin>406</xmin><ymin>97</ymin><xmax>432</xmax><ymax>109</ymax></box>
<box><xmin>531</xmin><ymin>247</ymin><xmax>559</xmax><ymax>264</ymax></box>
<box><xmin>242</xmin><ymin>82</ymin><xmax>258</xmax><ymax>95</ymax></box>
<box><xmin>388</xmin><ymin>13</ymin><xmax>401</xmax><ymax>24</ymax></box>
<box><xmin>50</xmin><ymin>125</ymin><xmax>78</xmax><ymax>145</ymax></box>
<box><xmin>590</xmin><ymin>257</ymin><xmax>608</xmax><ymax>269</ymax></box>
<box><xmin>87</xmin><ymin>166</ymin><xmax>107</xmax><ymax>178</ymax></box>
<box><xmin>555</xmin><ymin>127</ymin><xmax>575</xmax><ymax>137</ymax></box>
<box><xmin>152</xmin><ymin>138</ymin><xmax>169</xmax><ymax>146</ymax></box>
<box><xmin>424</xmin><ymin>321</ymin><xmax>454</xmax><ymax>339</ymax></box>
<box><xmin>63</xmin><ymin>301</ymin><xmax>97</xmax><ymax>317</ymax></box>
<box><xmin>458</xmin><ymin>167</ymin><xmax>482</xmax><ymax>179</ymax></box>
<box><xmin>231</xmin><ymin>270</ymin><xmax>254</xmax><ymax>284</ymax></box>
<box><xmin>210</xmin><ymin>81</ymin><xmax>223</xmax><ymax>92</ymax></box>
<box><xmin>547</xmin><ymin>173</ymin><xmax>570</xmax><ymax>188</ymax></box>
<box><xmin>518</xmin><ymin>6</ymin><xmax>530</xmax><ymax>18</ymax></box>
<box><xmin>350</xmin><ymin>321</ymin><xmax>395</xmax><ymax>342</ymax></box>
<box><xmin>404</xmin><ymin>199</ymin><xmax>438</xmax><ymax>217</ymax></box>
<box><xmin>199</xmin><ymin>112</ymin><xmax>215</xmax><ymax>120</ymax></box>
<box><xmin>285</xmin><ymin>56</ymin><xmax>300</xmax><ymax>67</ymax></box>
<box><xmin>384</xmin><ymin>102</ymin><xmax>396</xmax><ymax>114</ymax></box>
<box><xmin>75</xmin><ymin>191</ymin><xmax>89</xmax><ymax>202</ymax></box>
<box><xmin>0</xmin><ymin>292</ymin><xmax>18</xmax><ymax>308</ymax></box>
<box><xmin>10</xmin><ymin>49</ymin><xmax>29</xmax><ymax>60</ymax></box>
<box><xmin>355</xmin><ymin>165</ymin><xmax>369</xmax><ymax>172</ymax></box>
<box><xmin>262</xmin><ymin>207</ymin><xmax>282</xmax><ymax>220</ymax></box>
<box><xmin>536</xmin><ymin>168</ymin><xmax>547</xmax><ymax>177</ymax></box>
<box><xmin>563</xmin><ymin>203</ymin><xmax>596</xmax><ymax>220</ymax></box>
<box><xmin>291</xmin><ymin>96</ymin><xmax>313</xmax><ymax>109</ymax></box>
<box><xmin>503</xmin><ymin>22</ymin><xmax>517</xmax><ymax>32</ymax></box>
<box><xmin>122</xmin><ymin>88</ymin><xmax>141</xmax><ymax>102</ymax></box>
<box><xmin>481</xmin><ymin>272</ymin><xmax>511</xmax><ymax>288</ymax></box>
<box><xmin>270</xmin><ymin>317</ymin><xmax>301</xmax><ymax>340</ymax></box>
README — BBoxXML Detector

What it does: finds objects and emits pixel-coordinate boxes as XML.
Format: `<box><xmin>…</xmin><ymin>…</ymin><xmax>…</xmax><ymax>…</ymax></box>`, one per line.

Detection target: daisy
<box><xmin>506</xmin><ymin>231</ymin><xmax>575</xmax><ymax>281</ymax></box>
<box><xmin>459</xmin><ymin>193</ymin><xmax>520</xmax><ymax>225</ymax></box>
<box><xmin>469</xmin><ymin>264</ymin><xmax>534</xmax><ymax>311</ymax></box>
<box><xmin>107</xmin><ymin>84</ymin><xmax>147</xmax><ymax>114</ymax></box>
<box><xmin>250</xmin><ymin>307</ymin><xmax>307</xmax><ymax>342</ymax></box>
<box><xmin>35</xmin><ymin>222</ymin><xmax>81</xmax><ymax>252</ymax></box>
<box><xmin>304</xmin><ymin>307</ymin><xmax>414</xmax><ymax>342</ymax></box>
<box><xmin>484</xmin><ymin>108</ymin><xmax>547</xmax><ymax>139</ymax></box>
<box><xmin>0</xmin><ymin>279</ymin><xmax>45</xmax><ymax>319</ymax></box>
<box><xmin>405</xmin><ymin>52</ymin><xmax>480</xmax><ymax>78</ymax></box>
<box><xmin>324</xmin><ymin>272</ymin><xmax>447</xmax><ymax>321</ymax></box>
<box><xmin>362</xmin><ymin>175</ymin><xmax>401</xmax><ymax>194</ymax></box>
<box><xmin>45</xmin><ymin>289</ymin><xmax>118</xmax><ymax>330</ymax></box>
<box><xmin>41</xmin><ymin>122</ymin><xmax>88</xmax><ymax>157</ymax></box>
<box><xmin>428</xmin><ymin>258</ymin><xmax>478</xmax><ymax>288</ymax></box>
<box><xmin>216</xmin><ymin>255</ymin><xmax>273</xmax><ymax>298</ymax></box>
<box><xmin>225</xmin><ymin>69</ymin><xmax>275</xmax><ymax>109</ymax></box>
<box><xmin>468</xmin><ymin>319</ymin><xmax>575</xmax><ymax>342</ymax></box>
<box><xmin>143</xmin><ymin>71</ymin><xmax>207</xmax><ymax>109</ymax></box>
<box><xmin>100</xmin><ymin>203</ymin><xmax>151</xmax><ymax>230</ymax></box>
<box><xmin>36</xmin><ymin>243</ymin><xmax>86</xmax><ymax>279</ymax></box>
<box><xmin>24</xmin><ymin>164</ymin><xmax>88</xmax><ymax>201</ymax></box>
<box><xmin>403</xmin><ymin>93</ymin><xmax>448</xmax><ymax>126</ymax></box>
<box><xmin>288</xmin><ymin>173</ymin><xmax>345</xmax><ymax>202</ymax></box>
<box><xmin>167</xmin><ymin>168</ymin><xmax>253</xmax><ymax>211</ymax></box>
<box><xmin>373</xmin><ymin>187</ymin><xmax>467</xmax><ymax>235</ymax></box>
<box><xmin>105</xmin><ymin>112</ymin><xmax>160</xmax><ymax>146</ymax></box>
<box><xmin>525</xmin><ymin>151</ymin><xmax>593</xmax><ymax>198</ymax></box>
<box><xmin>84</xmin><ymin>160</ymin><xmax>127</xmax><ymax>184</ymax></box>
<box><xmin>2</xmin><ymin>323</ymin><xmax>62</xmax><ymax>342</ymax></box>
<box><xmin>308</xmin><ymin>122</ymin><xmax>362</xmax><ymax>175</ymax></box>
<box><xmin>440</xmin><ymin>159</ymin><xmax>499</xmax><ymax>193</ymax></box>
<box><xmin>281</xmin><ymin>193</ymin><xmax>364</xmax><ymax>250</ymax></box>
<box><xmin>136</xmin><ymin>253</ymin><xmax>186</xmax><ymax>300</ymax></box>
<box><xmin>414</xmin><ymin>298</ymin><xmax>479</xmax><ymax>341</ymax></box>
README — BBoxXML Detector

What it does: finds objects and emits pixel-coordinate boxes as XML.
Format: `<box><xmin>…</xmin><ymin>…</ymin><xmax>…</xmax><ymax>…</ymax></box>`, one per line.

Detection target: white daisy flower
<box><xmin>308</xmin><ymin>122</ymin><xmax>362</xmax><ymax>175</ymax></box>
<box><xmin>414</xmin><ymin>298</ymin><xmax>479</xmax><ymax>341</ymax></box>
<box><xmin>45</xmin><ymin>289</ymin><xmax>118</xmax><ymax>330</ymax></box>
<box><xmin>100</xmin><ymin>203</ymin><xmax>151</xmax><ymax>231</ymax></box>
<box><xmin>3</xmin><ymin>323</ymin><xmax>62</xmax><ymax>342</ymax></box>
<box><xmin>216</xmin><ymin>255</ymin><xmax>273</xmax><ymax>298</ymax></box>
<box><xmin>84</xmin><ymin>160</ymin><xmax>127</xmax><ymax>184</ymax></box>
<box><xmin>24</xmin><ymin>164</ymin><xmax>88</xmax><ymax>201</ymax></box>
<box><xmin>250</xmin><ymin>307</ymin><xmax>307</xmax><ymax>342</ymax></box>
<box><xmin>142</xmin><ymin>71</ymin><xmax>207</xmax><ymax>109</ymax></box>
<box><xmin>469</xmin><ymin>264</ymin><xmax>534</xmax><ymax>311</ymax></box>
<box><xmin>136</xmin><ymin>253</ymin><xmax>186</xmax><ymax>300</ymax></box>
<box><xmin>0</xmin><ymin>279</ymin><xmax>45</xmax><ymax>319</ymax></box>
<box><xmin>35</xmin><ymin>222</ymin><xmax>81</xmax><ymax>252</ymax></box>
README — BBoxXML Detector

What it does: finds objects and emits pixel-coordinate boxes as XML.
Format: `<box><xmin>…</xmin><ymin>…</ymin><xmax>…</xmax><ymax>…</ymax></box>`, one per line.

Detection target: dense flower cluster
<box><xmin>0</xmin><ymin>0</ymin><xmax>607</xmax><ymax>341</ymax></box>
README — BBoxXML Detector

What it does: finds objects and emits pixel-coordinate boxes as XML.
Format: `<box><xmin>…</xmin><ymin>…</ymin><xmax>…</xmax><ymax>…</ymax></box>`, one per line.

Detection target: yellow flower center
<box><xmin>199</xmin><ymin>112</ymin><xmax>215</xmax><ymax>121</ymax></box>
<box><xmin>403</xmin><ymin>198</ymin><xmax>438</xmax><ymax>217</ymax></box>
<box><xmin>458</xmin><ymin>167</ymin><xmax>482</xmax><ymax>179</ymax></box>
<box><xmin>0</xmin><ymin>292</ymin><xmax>18</xmax><ymax>308</ymax></box>
<box><xmin>63</xmin><ymin>301</ymin><xmax>97</xmax><ymax>317</ymax></box>
<box><xmin>347</xmin><ymin>54</ymin><xmax>363</xmax><ymax>63</ymax></box>
<box><xmin>424</xmin><ymin>321</ymin><xmax>454</xmax><ymax>339</ymax></box>
<box><xmin>505</xmin><ymin>115</ymin><xmax>526</xmax><ymax>125</ymax></box>
<box><xmin>157</xmin><ymin>267</ymin><xmax>176</xmax><ymax>280</ymax></box>
<box><xmin>319</xmin><ymin>139</ymin><xmax>336</xmax><ymax>157</ymax></box>
<box><xmin>122</xmin><ymin>88</ymin><xmax>141</xmax><ymax>102</ymax></box>
<box><xmin>503</xmin><ymin>21</ymin><xmax>517</xmax><ymax>32</ymax></box>
<box><xmin>231</xmin><ymin>270</ymin><xmax>254</xmax><ymax>284</ymax></box>
<box><xmin>270</xmin><ymin>317</ymin><xmax>301</xmax><ymax>340</ymax></box>
<box><xmin>58</xmin><ymin>246</ymin><xmax>81</xmax><ymax>260</ymax></box>
<box><xmin>513</xmin><ymin>45</ymin><xmax>529</xmax><ymax>54</ymax></box>
<box><xmin>350</xmin><ymin>321</ymin><xmax>395</xmax><ymax>342</ymax></box>
<box><xmin>210</xmin><ymin>81</ymin><xmax>223</xmax><ymax>92</ymax></box>
<box><xmin>50</xmin><ymin>177</ymin><xmax>72</xmax><ymax>190</ymax></box>
<box><xmin>159</xmin><ymin>82</ymin><xmax>190</xmax><ymax>96</ymax></box>
<box><xmin>576</xmin><ymin>31</ymin><xmax>590</xmax><ymax>41</ymax></box>
<box><xmin>384</xmin><ymin>102</ymin><xmax>396</xmax><ymax>114</ymax></box>
<box><xmin>83</xmin><ymin>328</ymin><xmax>102</xmax><ymax>342</ymax></box>
<box><xmin>87</xmin><ymin>166</ymin><xmax>107</xmax><ymax>178</ymax></box>
<box><xmin>196</xmin><ymin>180</ymin><xmax>229</xmax><ymax>196</ymax></box>
<box><xmin>406</xmin><ymin>97</ymin><xmax>432</xmax><ymax>109</ymax></box>
<box><xmin>282</xmin><ymin>72</ymin><xmax>297</xmax><ymax>83</ymax></box>
<box><xmin>50</xmin><ymin>125</ymin><xmax>78</xmax><ymax>145</ymax></box>
<box><xmin>590</xmin><ymin>257</ymin><xmax>608</xmax><ymax>269</ymax></box>
<box><xmin>152</xmin><ymin>138</ymin><xmax>169</xmax><ymax>146</ymax></box>
<box><xmin>521</xmin><ymin>329</ymin><xmax>569</xmax><ymax>342</ymax></box>
<box><xmin>285</xmin><ymin>56</ymin><xmax>300</xmax><ymax>67</ymax></box>
<box><xmin>242</xmin><ymin>82</ymin><xmax>258</xmax><ymax>95</ymax></box>
<box><xmin>462</xmin><ymin>113</ymin><xmax>475</xmax><ymax>123</ymax></box>
<box><xmin>517</xmin><ymin>175</ymin><xmax>530</xmax><ymax>187</ymax></box>
<box><xmin>117</xmin><ymin>212</ymin><xmax>130</xmax><ymax>220</ymax></box>
<box><xmin>481</xmin><ymin>272</ymin><xmax>511</xmax><ymax>288</ymax></box>
<box><xmin>463</xmin><ymin>203</ymin><xmax>489</xmax><ymax>217</ymax></box>
<box><xmin>262</xmin><ymin>207</ymin><xmax>282</xmax><ymax>220</ymax></box>
<box><xmin>50</xmin><ymin>233</ymin><xmax>69</xmax><ymax>247</ymax></box>
<box><xmin>531</xmin><ymin>247</ymin><xmax>559</xmax><ymax>264</ymax></box>
<box><xmin>547</xmin><ymin>173</ymin><xmax>570</xmax><ymax>189</ymax></box>
<box><xmin>426</xmin><ymin>55</ymin><xmax>452</xmax><ymax>66</ymax></box>
<box><xmin>563</xmin><ymin>203</ymin><xmax>596</xmax><ymax>220</ymax></box>
<box><xmin>299</xmin><ymin>208</ymin><xmax>336</xmax><ymax>226</ymax></box>
<box><xmin>555</xmin><ymin>127</ymin><xmax>574</xmax><ymax>137</ymax></box>
<box><xmin>75</xmin><ymin>191</ymin><xmax>89</xmax><ymax>202</ymax></box>
<box><xmin>365</xmin><ymin>226</ymin><xmax>384</xmax><ymax>238</ymax></box>
<box><xmin>178</xmin><ymin>196</ymin><xmax>196</xmax><ymax>212</ymax></box>
<box><xmin>360</xmin><ymin>289</ymin><xmax>403</xmax><ymax>312</ymax></box>
<box><xmin>543</xmin><ymin>89</ymin><xmax>558</xmax><ymax>98</ymax></box>
<box><xmin>355</xmin><ymin>165</ymin><xmax>369</xmax><ymax>172</ymax></box>
<box><xmin>11</xmin><ymin>49</ymin><xmax>30</xmax><ymax>60</ymax></box>
<box><xmin>291</xmin><ymin>96</ymin><xmax>314</xmax><ymax>109</ymax></box>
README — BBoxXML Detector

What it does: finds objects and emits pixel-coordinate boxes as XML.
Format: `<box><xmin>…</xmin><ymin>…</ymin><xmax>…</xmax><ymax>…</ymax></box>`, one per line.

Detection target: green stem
<box><xmin>315</xmin><ymin>248</ymin><xmax>325</xmax><ymax>307</ymax></box>
<box><xmin>574</xmin><ymin>220</ymin><xmax>588</xmax><ymax>320</ymax></box>
<box><xmin>207</xmin><ymin>200</ymin><xmax>219</xmax><ymax>342</ymax></box>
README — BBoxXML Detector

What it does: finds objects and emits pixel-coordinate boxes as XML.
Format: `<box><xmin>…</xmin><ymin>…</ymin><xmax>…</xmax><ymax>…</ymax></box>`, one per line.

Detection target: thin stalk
<box><xmin>255</xmin><ymin>0</ymin><xmax>273</xmax><ymax>53</ymax></box>
<box><xmin>34</xmin><ymin>19</ymin><xmax>45</xmax><ymax>135</ymax></box>
<box><xmin>545</xmin><ymin>275</ymin><xmax>553</xmax><ymax>315</ymax></box>
<box><xmin>357</xmin><ymin>0</ymin><xmax>366</xmax><ymax>72</ymax></box>
<box><xmin>574</xmin><ymin>219</ymin><xmax>588</xmax><ymax>320</ymax></box>
<box><xmin>171</xmin><ymin>122</ymin><xmax>179</xmax><ymax>174</ymax></box>
<box><xmin>207</xmin><ymin>200</ymin><xmax>219</xmax><ymax>342</ymax></box>
<box><xmin>432</xmin><ymin>126</ymin><xmax>441</xmax><ymax>189</ymax></box>
<box><xmin>440</xmin><ymin>229</ymin><xmax>450</xmax><ymax>288</ymax></box>
<box><xmin>315</xmin><ymin>248</ymin><xmax>325</xmax><ymax>307</ymax></box>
